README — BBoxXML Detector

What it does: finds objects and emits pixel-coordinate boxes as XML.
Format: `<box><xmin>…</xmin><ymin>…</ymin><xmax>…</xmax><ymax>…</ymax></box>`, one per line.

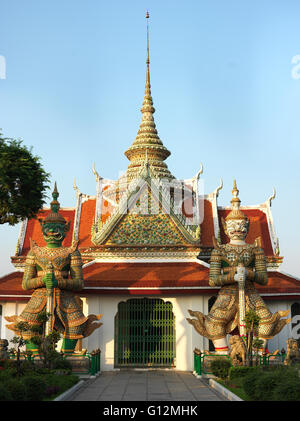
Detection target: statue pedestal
<box><xmin>64</xmin><ymin>349</ymin><xmax>101</xmax><ymax>376</ymax></box>
<box><xmin>63</xmin><ymin>355</ymin><xmax>91</xmax><ymax>375</ymax></box>
<box><xmin>0</xmin><ymin>339</ymin><xmax>9</xmax><ymax>360</ymax></box>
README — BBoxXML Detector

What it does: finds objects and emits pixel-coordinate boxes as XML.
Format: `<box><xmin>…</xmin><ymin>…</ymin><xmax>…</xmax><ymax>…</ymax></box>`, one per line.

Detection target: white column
<box><xmin>85</xmin><ymin>295</ymin><xmax>121</xmax><ymax>371</ymax></box>
<box><xmin>266</xmin><ymin>300</ymin><xmax>291</xmax><ymax>353</ymax></box>
<box><xmin>2</xmin><ymin>302</ymin><xmax>18</xmax><ymax>342</ymax></box>
<box><xmin>0</xmin><ymin>303</ymin><xmax>3</xmax><ymax>338</ymax></box>
<box><xmin>169</xmin><ymin>294</ymin><xmax>206</xmax><ymax>371</ymax></box>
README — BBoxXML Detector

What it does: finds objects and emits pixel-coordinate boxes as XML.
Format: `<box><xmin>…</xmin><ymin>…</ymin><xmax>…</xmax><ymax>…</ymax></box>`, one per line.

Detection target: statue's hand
<box><xmin>234</xmin><ymin>266</ymin><xmax>248</xmax><ymax>284</ymax></box>
<box><xmin>42</xmin><ymin>273</ymin><xmax>58</xmax><ymax>289</ymax></box>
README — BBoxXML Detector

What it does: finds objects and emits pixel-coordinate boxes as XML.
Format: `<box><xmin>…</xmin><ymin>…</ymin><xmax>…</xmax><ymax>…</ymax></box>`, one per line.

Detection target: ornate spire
<box><xmin>42</xmin><ymin>182</ymin><xmax>66</xmax><ymax>225</ymax></box>
<box><xmin>146</xmin><ymin>9</ymin><xmax>150</xmax><ymax>87</ymax></box>
<box><xmin>225</xmin><ymin>180</ymin><xmax>248</xmax><ymax>221</ymax></box>
<box><xmin>124</xmin><ymin>11</ymin><xmax>174</xmax><ymax>180</ymax></box>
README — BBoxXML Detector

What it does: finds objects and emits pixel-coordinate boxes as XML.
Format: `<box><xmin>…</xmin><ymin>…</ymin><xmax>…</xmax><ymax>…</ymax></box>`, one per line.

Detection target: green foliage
<box><xmin>43</xmin><ymin>373</ymin><xmax>79</xmax><ymax>397</ymax></box>
<box><xmin>15</xmin><ymin>321</ymin><xmax>31</xmax><ymax>333</ymax></box>
<box><xmin>242</xmin><ymin>370</ymin><xmax>261</xmax><ymax>400</ymax></box>
<box><xmin>0</xmin><ymin>362</ymin><xmax>79</xmax><ymax>401</ymax></box>
<box><xmin>255</xmin><ymin>371</ymin><xmax>286</xmax><ymax>401</ymax></box>
<box><xmin>29</xmin><ymin>313</ymin><xmax>62</xmax><ymax>369</ymax></box>
<box><xmin>0</xmin><ymin>132</ymin><xmax>50</xmax><ymax>225</ymax></box>
<box><xmin>210</xmin><ymin>358</ymin><xmax>231</xmax><ymax>381</ymax></box>
<box><xmin>3</xmin><ymin>359</ymin><xmax>35</xmax><ymax>377</ymax></box>
<box><xmin>6</xmin><ymin>378</ymin><xmax>27</xmax><ymax>401</ymax></box>
<box><xmin>229</xmin><ymin>366</ymin><xmax>258</xmax><ymax>380</ymax></box>
<box><xmin>244</xmin><ymin>309</ymin><xmax>261</xmax><ymax>332</ymax></box>
<box><xmin>243</xmin><ymin>310</ymin><xmax>262</xmax><ymax>366</ymax></box>
<box><xmin>22</xmin><ymin>375</ymin><xmax>47</xmax><ymax>401</ymax></box>
<box><xmin>272</xmin><ymin>377</ymin><xmax>300</xmax><ymax>401</ymax></box>
<box><xmin>52</xmin><ymin>356</ymin><xmax>73</xmax><ymax>371</ymax></box>
<box><xmin>30</xmin><ymin>335</ymin><xmax>42</xmax><ymax>347</ymax></box>
<box><xmin>37</xmin><ymin>310</ymin><xmax>51</xmax><ymax>324</ymax></box>
<box><xmin>252</xmin><ymin>338</ymin><xmax>264</xmax><ymax>351</ymax></box>
<box><xmin>10</xmin><ymin>321</ymin><xmax>32</xmax><ymax>376</ymax></box>
<box><xmin>242</xmin><ymin>366</ymin><xmax>299</xmax><ymax>401</ymax></box>
<box><xmin>0</xmin><ymin>383</ymin><xmax>12</xmax><ymax>401</ymax></box>
<box><xmin>44</xmin><ymin>349</ymin><xmax>70</xmax><ymax>371</ymax></box>
<box><xmin>252</xmin><ymin>338</ymin><xmax>264</xmax><ymax>365</ymax></box>
<box><xmin>0</xmin><ymin>364</ymin><xmax>17</xmax><ymax>379</ymax></box>
<box><xmin>10</xmin><ymin>321</ymin><xmax>30</xmax><ymax>348</ymax></box>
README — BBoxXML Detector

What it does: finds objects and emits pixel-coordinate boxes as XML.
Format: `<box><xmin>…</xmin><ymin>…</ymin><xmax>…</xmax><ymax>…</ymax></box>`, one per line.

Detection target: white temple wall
<box><xmin>84</xmin><ymin>294</ymin><xmax>211</xmax><ymax>371</ymax></box>
<box><xmin>85</xmin><ymin>295</ymin><xmax>119</xmax><ymax>370</ymax></box>
<box><xmin>266</xmin><ymin>300</ymin><xmax>297</xmax><ymax>353</ymax></box>
<box><xmin>0</xmin><ymin>301</ymin><xmax>27</xmax><ymax>343</ymax></box>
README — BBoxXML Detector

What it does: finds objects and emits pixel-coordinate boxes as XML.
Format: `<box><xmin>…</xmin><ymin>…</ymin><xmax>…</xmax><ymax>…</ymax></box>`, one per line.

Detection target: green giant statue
<box><xmin>6</xmin><ymin>183</ymin><xmax>102</xmax><ymax>354</ymax></box>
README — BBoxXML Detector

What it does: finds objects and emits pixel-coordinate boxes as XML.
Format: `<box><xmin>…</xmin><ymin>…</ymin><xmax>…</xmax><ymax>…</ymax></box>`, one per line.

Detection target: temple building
<box><xmin>1</xmin><ymin>15</ymin><xmax>300</xmax><ymax>371</ymax></box>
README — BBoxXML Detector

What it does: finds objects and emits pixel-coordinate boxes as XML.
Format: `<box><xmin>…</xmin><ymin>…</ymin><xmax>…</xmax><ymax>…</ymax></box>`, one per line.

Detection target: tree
<box><xmin>244</xmin><ymin>309</ymin><xmax>261</xmax><ymax>367</ymax></box>
<box><xmin>9</xmin><ymin>321</ymin><xmax>31</xmax><ymax>376</ymax></box>
<box><xmin>30</xmin><ymin>311</ymin><xmax>62</xmax><ymax>369</ymax></box>
<box><xmin>0</xmin><ymin>132</ymin><xmax>50</xmax><ymax>225</ymax></box>
<box><xmin>253</xmin><ymin>338</ymin><xmax>264</xmax><ymax>366</ymax></box>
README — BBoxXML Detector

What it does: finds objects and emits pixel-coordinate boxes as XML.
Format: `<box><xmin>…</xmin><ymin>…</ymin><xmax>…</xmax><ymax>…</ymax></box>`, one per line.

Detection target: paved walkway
<box><xmin>66</xmin><ymin>370</ymin><xmax>227</xmax><ymax>401</ymax></box>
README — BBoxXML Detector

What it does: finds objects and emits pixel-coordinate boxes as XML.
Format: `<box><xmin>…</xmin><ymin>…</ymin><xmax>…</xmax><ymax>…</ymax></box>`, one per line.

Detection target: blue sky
<box><xmin>0</xmin><ymin>0</ymin><xmax>299</xmax><ymax>276</ymax></box>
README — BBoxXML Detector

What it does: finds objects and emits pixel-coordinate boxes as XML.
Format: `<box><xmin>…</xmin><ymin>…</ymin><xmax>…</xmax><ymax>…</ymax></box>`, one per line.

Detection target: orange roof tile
<box><xmin>77</xmin><ymin>197</ymin><xmax>117</xmax><ymax>248</ymax></box>
<box><xmin>201</xmin><ymin>200</ymin><xmax>215</xmax><ymax>247</ymax></box>
<box><xmin>83</xmin><ymin>262</ymin><xmax>209</xmax><ymax>286</ymax></box>
<box><xmin>78</xmin><ymin>199</ymin><xmax>96</xmax><ymax>248</ymax></box>
<box><xmin>257</xmin><ymin>271</ymin><xmax>300</xmax><ymax>296</ymax></box>
<box><xmin>0</xmin><ymin>271</ymin><xmax>32</xmax><ymax>300</ymax></box>
<box><xmin>0</xmin><ymin>267</ymin><xmax>299</xmax><ymax>299</ymax></box>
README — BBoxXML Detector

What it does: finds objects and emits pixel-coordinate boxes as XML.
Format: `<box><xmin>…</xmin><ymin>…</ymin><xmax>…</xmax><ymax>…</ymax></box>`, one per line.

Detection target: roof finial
<box><xmin>232</xmin><ymin>179</ymin><xmax>239</xmax><ymax>198</ymax></box>
<box><xmin>53</xmin><ymin>181</ymin><xmax>58</xmax><ymax>196</ymax></box>
<box><xmin>146</xmin><ymin>10</ymin><xmax>150</xmax><ymax>86</ymax></box>
<box><xmin>230</xmin><ymin>179</ymin><xmax>241</xmax><ymax>210</ymax></box>
<box><xmin>51</xmin><ymin>181</ymin><xmax>60</xmax><ymax>212</ymax></box>
<box><xmin>123</xmin><ymin>10</ymin><xmax>173</xmax><ymax>180</ymax></box>
<box><xmin>225</xmin><ymin>180</ymin><xmax>248</xmax><ymax>222</ymax></box>
<box><xmin>40</xmin><ymin>182</ymin><xmax>67</xmax><ymax>225</ymax></box>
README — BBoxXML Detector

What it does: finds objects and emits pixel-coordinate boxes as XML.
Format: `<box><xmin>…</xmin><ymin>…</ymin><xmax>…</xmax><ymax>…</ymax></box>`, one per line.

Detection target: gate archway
<box><xmin>114</xmin><ymin>298</ymin><xmax>176</xmax><ymax>368</ymax></box>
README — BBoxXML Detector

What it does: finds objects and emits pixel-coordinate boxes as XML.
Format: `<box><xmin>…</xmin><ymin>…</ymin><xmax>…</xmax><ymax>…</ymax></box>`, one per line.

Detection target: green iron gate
<box><xmin>115</xmin><ymin>298</ymin><xmax>176</xmax><ymax>368</ymax></box>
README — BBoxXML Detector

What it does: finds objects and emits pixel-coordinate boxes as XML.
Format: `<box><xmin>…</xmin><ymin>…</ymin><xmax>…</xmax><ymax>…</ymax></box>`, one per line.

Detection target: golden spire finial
<box><xmin>231</xmin><ymin>179</ymin><xmax>240</xmax><ymax>208</ymax></box>
<box><xmin>53</xmin><ymin>181</ymin><xmax>58</xmax><ymax>194</ymax></box>
<box><xmin>225</xmin><ymin>180</ymin><xmax>248</xmax><ymax>221</ymax></box>
<box><xmin>232</xmin><ymin>179</ymin><xmax>239</xmax><ymax>199</ymax></box>
<box><xmin>146</xmin><ymin>10</ymin><xmax>150</xmax><ymax>85</ymax></box>
<box><xmin>123</xmin><ymin>10</ymin><xmax>173</xmax><ymax>180</ymax></box>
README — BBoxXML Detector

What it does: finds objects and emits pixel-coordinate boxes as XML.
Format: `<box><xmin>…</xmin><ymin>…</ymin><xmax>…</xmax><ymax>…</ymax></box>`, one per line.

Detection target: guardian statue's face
<box><xmin>42</xmin><ymin>222</ymin><xmax>66</xmax><ymax>247</ymax></box>
<box><xmin>225</xmin><ymin>219</ymin><xmax>249</xmax><ymax>242</ymax></box>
